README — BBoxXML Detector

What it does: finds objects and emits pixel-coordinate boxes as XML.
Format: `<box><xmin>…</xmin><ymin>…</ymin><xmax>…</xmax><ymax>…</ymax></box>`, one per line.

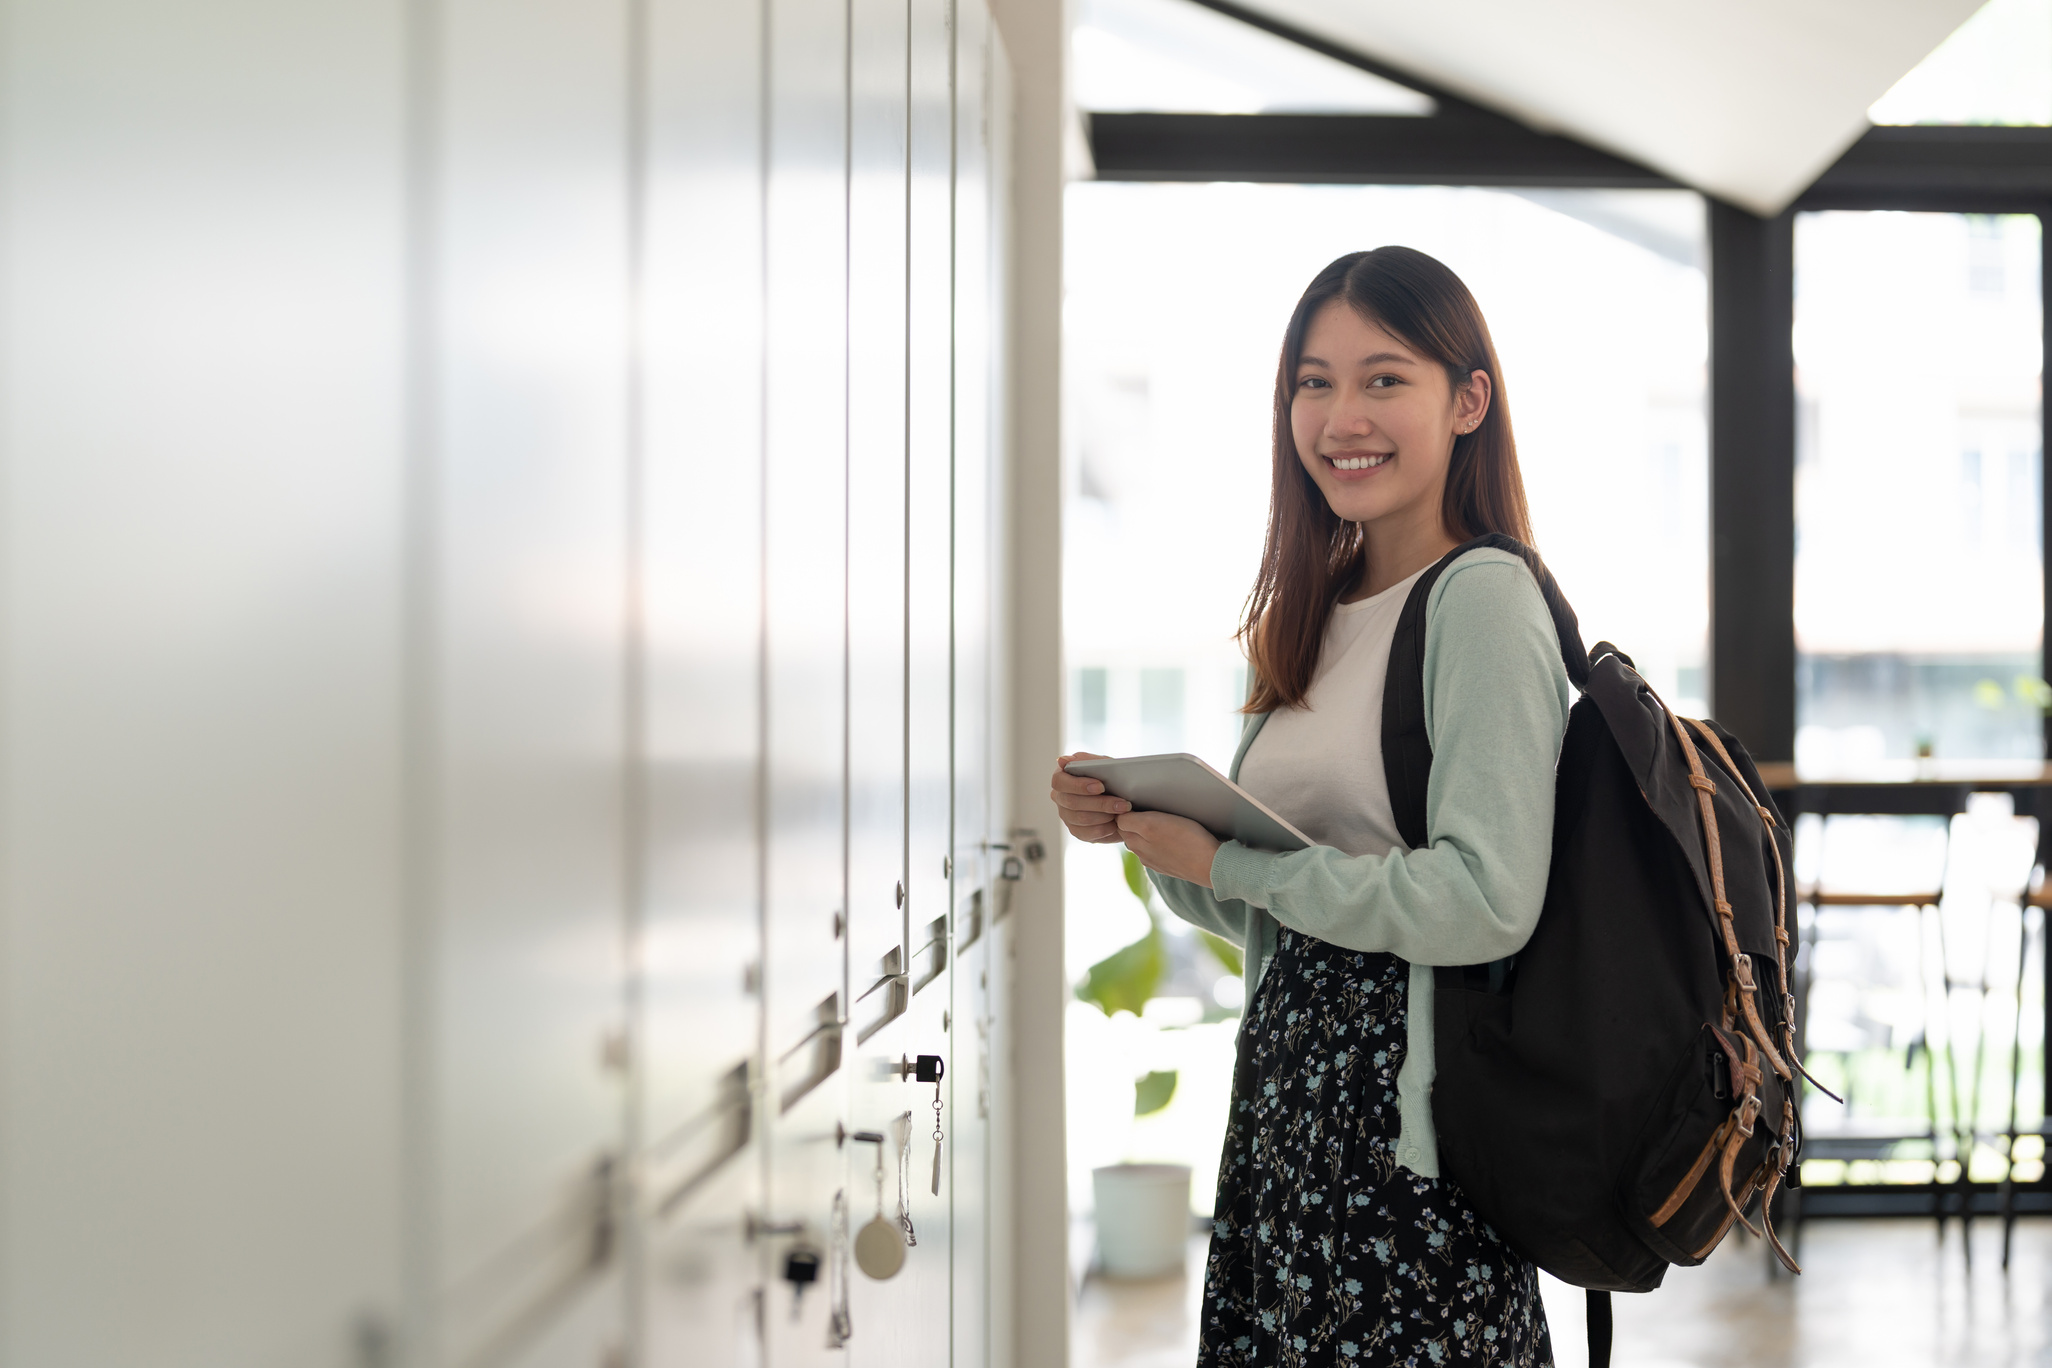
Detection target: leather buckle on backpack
<box><xmin>1735</xmin><ymin>1093</ymin><xmax>1761</xmax><ymax>1138</ymax></box>
<box><xmin>1733</xmin><ymin>953</ymin><xmax>1756</xmax><ymax>992</ymax></box>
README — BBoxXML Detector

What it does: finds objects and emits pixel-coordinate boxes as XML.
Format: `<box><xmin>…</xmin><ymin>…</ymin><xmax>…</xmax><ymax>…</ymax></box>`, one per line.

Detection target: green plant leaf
<box><xmin>1075</xmin><ymin>926</ymin><xmax>1166</xmax><ymax>1018</ymax></box>
<box><xmin>1199</xmin><ymin>930</ymin><xmax>1243</xmax><ymax>978</ymax></box>
<box><xmin>1122</xmin><ymin>848</ymin><xmax>1151</xmax><ymax>905</ymax></box>
<box><xmin>2017</xmin><ymin>675</ymin><xmax>2052</xmax><ymax>712</ymax></box>
<box><xmin>1975</xmin><ymin>678</ymin><xmax>2006</xmax><ymax>710</ymax></box>
<box><xmin>1134</xmin><ymin>1069</ymin><xmax>1179</xmax><ymax>1116</ymax></box>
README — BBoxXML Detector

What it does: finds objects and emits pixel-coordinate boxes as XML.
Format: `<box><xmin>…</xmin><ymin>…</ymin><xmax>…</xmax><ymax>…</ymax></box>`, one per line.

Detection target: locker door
<box><xmin>905</xmin><ymin>0</ymin><xmax>954</xmax><ymax>1011</ymax></box>
<box><xmin>0</xmin><ymin>2</ymin><xmax>409</xmax><ymax>1361</ymax></box>
<box><xmin>900</xmin><ymin>2</ymin><xmax>957</xmax><ymax>1363</ymax></box>
<box><xmin>844</xmin><ymin>0</ymin><xmax>928</xmax><ymax>1361</ymax></box>
<box><xmin>950</xmin><ymin>7</ymin><xmax>996</xmax><ymax>1364</ymax></box>
<box><xmin>762</xmin><ymin>0</ymin><xmax>852</xmax><ymax>1361</ymax></box>
<box><xmin>430</xmin><ymin>1</ymin><xmax>632</xmax><ymax>1362</ymax></box>
<box><xmin>845</xmin><ymin>0</ymin><xmax>909</xmax><ymax>1059</ymax></box>
<box><xmin>639</xmin><ymin>0</ymin><xmax>766</xmax><ymax>1364</ymax></box>
<box><xmin>952</xmin><ymin>0</ymin><xmax>994</xmax><ymax>907</ymax></box>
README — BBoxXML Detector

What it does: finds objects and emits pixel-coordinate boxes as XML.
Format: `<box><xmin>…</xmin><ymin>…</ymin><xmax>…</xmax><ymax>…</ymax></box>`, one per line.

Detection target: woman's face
<box><xmin>1289</xmin><ymin>299</ymin><xmax>1488</xmax><ymax>529</ymax></box>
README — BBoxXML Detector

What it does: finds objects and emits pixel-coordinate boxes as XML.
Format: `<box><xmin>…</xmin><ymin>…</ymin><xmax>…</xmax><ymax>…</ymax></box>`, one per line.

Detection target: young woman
<box><xmin>1051</xmin><ymin>247</ymin><xmax>1571</xmax><ymax>1366</ymax></box>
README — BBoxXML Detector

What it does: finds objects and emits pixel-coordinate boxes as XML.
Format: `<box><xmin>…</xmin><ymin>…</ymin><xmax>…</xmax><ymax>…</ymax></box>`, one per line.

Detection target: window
<box><xmin>1792</xmin><ymin>211</ymin><xmax>2044</xmax><ymax>772</ymax></box>
<box><xmin>1063</xmin><ymin>179</ymin><xmax>1709</xmax><ymax>1216</ymax></box>
<box><xmin>1869</xmin><ymin>0</ymin><xmax>2052</xmax><ymax>127</ymax></box>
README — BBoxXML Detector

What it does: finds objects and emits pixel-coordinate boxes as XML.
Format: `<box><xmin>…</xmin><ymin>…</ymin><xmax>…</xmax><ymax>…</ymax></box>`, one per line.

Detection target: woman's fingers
<box><xmin>1050</xmin><ymin>754</ymin><xmax>1110</xmax><ymax>795</ymax></box>
<box><xmin>1113</xmin><ymin>812</ymin><xmax>1155</xmax><ymax>857</ymax></box>
<box><xmin>1052</xmin><ymin>788</ymin><xmax>1129</xmax><ymax>817</ymax></box>
<box><xmin>1114</xmin><ymin>810</ymin><xmax>1218</xmax><ymax>887</ymax></box>
<box><xmin>1059</xmin><ymin>809</ymin><xmax>1121</xmax><ymax>838</ymax></box>
<box><xmin>1049</xmin><ymin>757</ymin><xmax>1129</xmax><ymax>817</ymax></box>
<box><xmin>1056</xmin><ymin>808</ymin><xmax>1121</xmax><ymax>842</ymax></box>
<box><xmin>1050</xmin><ymin>753</ymin><xmax>1134</xmax><ymax>843</ymax></box>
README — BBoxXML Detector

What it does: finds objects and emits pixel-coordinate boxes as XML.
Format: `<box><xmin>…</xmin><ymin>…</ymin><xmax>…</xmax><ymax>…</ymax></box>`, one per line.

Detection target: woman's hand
<box><xmin>1116</xmin><ymin>811</ymin><xmax>1222</xmax><ymax>889</ymax></box>
<box><xmin>1050</xmin><ymin>753</ymin><xmax>1131</xmax><ymax>844</ymax></box>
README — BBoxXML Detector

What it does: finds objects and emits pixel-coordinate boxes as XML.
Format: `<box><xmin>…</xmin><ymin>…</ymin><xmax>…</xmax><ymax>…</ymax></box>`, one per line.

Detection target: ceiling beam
<box><xmin>1090</xmin><ymin>112</ymin><xmax>2052</xmax><ymax>212</ymax></box>
<box><xmin>1087</xmin><ymin>111</ymin><xmax>1677</xmax><ymax>189</ymax></box>
<box><xmin>1796</xmin><ymin>126</ymin><xmax>2052</xmax><ymax>212</ymax></box>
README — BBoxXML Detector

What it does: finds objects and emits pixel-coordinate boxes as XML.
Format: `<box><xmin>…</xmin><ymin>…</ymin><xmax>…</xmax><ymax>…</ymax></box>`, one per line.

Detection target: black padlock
<box><xmin>781</xmin><ymin>1244</ymin><xmax>821</xmax><ymax>1322</ymax></box>
<box><xmin>784</xmin><ymin>1247</ymin><xmax>822</xmax><ymax>1287</ymax></box>
<box><xmin>915</xmin><ymin>1054</ymin><xmax>945</xmax><ymax>1084</ymax></box>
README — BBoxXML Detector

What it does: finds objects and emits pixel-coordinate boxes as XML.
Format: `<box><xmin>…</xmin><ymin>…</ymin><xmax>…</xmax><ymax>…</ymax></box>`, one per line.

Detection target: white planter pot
<box><xmin>1092</xmin><ymin>1163</ymin><xmax>1192</xmax><ymax>1277</ymax></box>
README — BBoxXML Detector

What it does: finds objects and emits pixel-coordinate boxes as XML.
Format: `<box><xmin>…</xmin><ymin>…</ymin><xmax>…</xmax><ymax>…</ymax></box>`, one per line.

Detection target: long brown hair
<box><xmin>1239</xmin><ymin>247</ymin><xmax>1533</xmax><ymax>714</ymax></box>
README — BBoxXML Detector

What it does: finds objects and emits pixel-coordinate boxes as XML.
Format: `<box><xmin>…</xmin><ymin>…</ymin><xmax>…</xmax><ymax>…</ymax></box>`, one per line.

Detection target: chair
<box><xmin>1997</xmin><ymin>847</ymin><xmax>2051</xmax><ymax>1270</ymax></box>
<box><xmin>1776</xmin><ymin>780</ymin><xmax>2051</xmax><ymax>1275</ymax></box>
<box><xmin>1789</xmin><ymin>889</ymin><xmax>1947</xmax><ymax>1265</ymax></box>
<box><xmin>1786</xmin><ymin>810</ymin><xmax>1951</xmax><ymax>1266</ymax></box>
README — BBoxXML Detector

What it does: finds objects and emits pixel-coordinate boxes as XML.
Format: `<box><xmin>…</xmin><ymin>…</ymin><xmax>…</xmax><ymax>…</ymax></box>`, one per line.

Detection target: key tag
<box><xmin>852</xmin><ymin>1129</ymin><xmax>906</xmax><ymax>1281</ymax></box>
<box><xmin>914</xmin><ymin>1054</ymin><xmax>947</xmax><ymax>1197</ymax></box>
<box><xmin>826</xmin><ymin>1189</ymin><xmax>853</xmax><ymax>1346</ymax></box>
<box><xmin>891</xmin><ymin>1110</ymin><xmax>919</xmax><ymax>1246</ymax></box>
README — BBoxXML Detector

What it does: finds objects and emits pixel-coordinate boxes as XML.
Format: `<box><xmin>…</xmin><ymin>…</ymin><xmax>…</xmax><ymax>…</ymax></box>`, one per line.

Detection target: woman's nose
<box><xmin>1328</xmin><ymin>406</ymin><xmax>1373</xmax><ymax>437</ymax></box>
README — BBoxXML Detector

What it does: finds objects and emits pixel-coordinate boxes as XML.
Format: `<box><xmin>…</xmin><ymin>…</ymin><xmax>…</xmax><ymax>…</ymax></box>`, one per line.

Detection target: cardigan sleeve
<box><xmin>1205</xmin><ymin>553</ymin><xmax>1571</xmax><ymax>966</ymax></box>
<box><xmin>1147</xmin><ymin>868</ymin><xmax>1254</xmax><ymax>948</ymax></box>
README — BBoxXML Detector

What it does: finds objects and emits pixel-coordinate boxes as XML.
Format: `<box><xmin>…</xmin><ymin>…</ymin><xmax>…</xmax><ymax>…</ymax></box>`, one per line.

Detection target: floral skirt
<box><xmin>1199</xmin><ymin>926</ymin><xmax>1553</xmax><ymax>1367</ymax></box>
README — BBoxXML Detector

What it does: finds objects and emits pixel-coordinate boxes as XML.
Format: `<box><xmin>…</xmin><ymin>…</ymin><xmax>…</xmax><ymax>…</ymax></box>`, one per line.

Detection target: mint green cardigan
<box><xmin>1148</xmin><ymin>548</ymin><xmax>1573</xmax><ymax>1178</ymax></box>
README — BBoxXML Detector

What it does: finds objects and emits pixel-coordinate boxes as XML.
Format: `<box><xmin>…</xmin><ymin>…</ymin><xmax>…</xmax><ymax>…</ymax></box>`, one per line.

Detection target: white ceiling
<box><xmin>1230</xmin><ymin>0</ymin><xmax>1989</xmax><ymax>213</ymax></box>
<box><xmin>1075</xmin><ymin>0</ymin><xmax>1436</xmax><ymax>113</ymax></box>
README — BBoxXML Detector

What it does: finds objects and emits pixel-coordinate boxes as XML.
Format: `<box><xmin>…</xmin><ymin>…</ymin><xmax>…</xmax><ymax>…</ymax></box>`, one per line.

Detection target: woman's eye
<box><xmin>1367</xmin><ymin>374</ymin><xmax>1399</xmax><ymax>389</ymax></box>
<box><xmin>1297</xmin><ymin>376</ymin><xmax>1330</xmax><ymax>390</ymax></box>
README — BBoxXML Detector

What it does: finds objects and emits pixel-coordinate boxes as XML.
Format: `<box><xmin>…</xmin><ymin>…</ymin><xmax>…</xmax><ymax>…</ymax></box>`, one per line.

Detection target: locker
<box><xmin>427</xmin><ymin>0</ymin><xmax>632</xmax><ymax>1362</ymax></box>
<box><xmin>954</xmin><ymin>0</ymin><xmax>995</xmax><ymax>911</ymax></box>
<box><xmin>951</xmin><ymin>9</ymin><xmax>999</xmax><ymax>1366</ymax></box>
<box><xmin>0</xmin><ymin>0</ymin><xmax>1016</xmax><ymax>1364</ymax></box>
<box><xmin>974</xmin><ymin>32</ymin><xmax>1018</xmax><ymax>1365</ymax></box>
<box><xmin>846</xmin><ymin>0</ymin><xmax>910</xmax><ymax>1054</ymax></box>
<box><xmin>844</xmin><ymin>0</ymin><xmax>931</xmax><ymax>1362</ymax></box>
<box><xmin>906</xmin><ymin>0</ymin><xmax>956</xmax><ymax>957</ymax></box>
<box><xmin>761</xmin><ymin>0</ymin><xmax>853</xmax><ymax>1362</ymax></box>
<box><xmin>893</xmin><ymin>3</ymin><xmax>960</xmax><ymax>1364</ymax></box>
<box><xmin>0</xmin><ymin>1</ymin><xmax>410</xmax><ymax>1362</ymax></box>
<box><xmin>950</xmin><ymin>938</ymin><xmax>995</xmax><ymax>1368</ymax></box>
<box><xmin>639</xmin><ymin>0</ymin><xmax>768</xmax><ymax>1365</ymax></box>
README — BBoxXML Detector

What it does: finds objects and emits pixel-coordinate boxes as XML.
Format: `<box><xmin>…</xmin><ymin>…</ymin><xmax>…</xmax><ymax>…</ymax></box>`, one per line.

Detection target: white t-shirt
<box><xmin>1236</xmin><ymin>563</ymin><xmax>1428</xmax><ymax>858</ymax></box>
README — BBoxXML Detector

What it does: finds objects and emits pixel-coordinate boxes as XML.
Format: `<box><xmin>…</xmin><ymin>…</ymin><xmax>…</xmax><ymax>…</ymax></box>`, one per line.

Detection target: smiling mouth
<box><xmin>1327</xmin><ymin>453</ymin><xmax>1391</xmax><ymax>471</ymax></box>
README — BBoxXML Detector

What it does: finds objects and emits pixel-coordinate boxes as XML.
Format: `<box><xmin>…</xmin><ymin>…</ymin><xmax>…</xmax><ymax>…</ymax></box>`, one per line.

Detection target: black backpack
<box><xmin>1383</xmin><ymin>534</ymin><xmax>1808</xmax><ymax>1364</ymax></box>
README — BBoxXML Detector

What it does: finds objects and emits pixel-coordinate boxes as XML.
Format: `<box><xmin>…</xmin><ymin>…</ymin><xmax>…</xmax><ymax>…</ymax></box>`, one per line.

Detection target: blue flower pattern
<box><xmin>1199</xmin><ymin>928</ymin><xmax>1553</xmax><ymax>1367</ymax></box>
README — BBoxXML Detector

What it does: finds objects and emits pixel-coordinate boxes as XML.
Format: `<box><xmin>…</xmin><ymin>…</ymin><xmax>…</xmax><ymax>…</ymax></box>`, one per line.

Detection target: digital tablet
<box><xmin>1064</xmin><ymin>753</ymin><xmax>1312</xmax><ymax>853</ymax></box>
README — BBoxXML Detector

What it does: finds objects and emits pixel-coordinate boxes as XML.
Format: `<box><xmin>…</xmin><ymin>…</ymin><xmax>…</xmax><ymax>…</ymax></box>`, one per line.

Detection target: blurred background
<box><xmin>1059</xmin><ymin>2</ymin><xmax>2052</xmax><ymax>1364</ymax></box>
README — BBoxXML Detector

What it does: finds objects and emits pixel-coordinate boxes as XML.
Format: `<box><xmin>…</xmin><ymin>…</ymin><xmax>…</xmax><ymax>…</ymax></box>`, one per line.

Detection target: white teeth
<box><xmin>1331</xmin><ymin>454</ymin><xmax>1391</xmax><ymax>471</ymax></box>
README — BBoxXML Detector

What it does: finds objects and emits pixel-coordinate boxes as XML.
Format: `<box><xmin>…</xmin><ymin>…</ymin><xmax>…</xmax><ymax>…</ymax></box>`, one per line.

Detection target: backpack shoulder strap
<box><xmin>1380</xmin><ymin>533</ymin><xmax>1590</xmax><ymax>851</ymax></box>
